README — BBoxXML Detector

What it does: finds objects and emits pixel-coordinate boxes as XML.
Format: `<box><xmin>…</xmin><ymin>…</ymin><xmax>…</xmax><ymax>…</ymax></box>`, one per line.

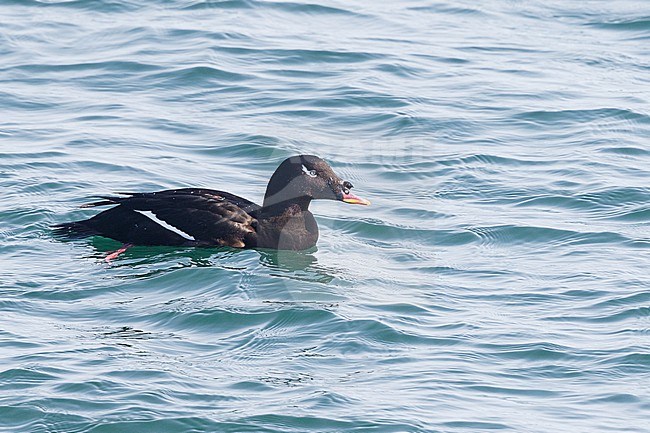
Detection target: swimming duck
<box><xmin>53</xmin><ymin>155</ymin><xmax>370</xmax><ymax>252</ymax></box>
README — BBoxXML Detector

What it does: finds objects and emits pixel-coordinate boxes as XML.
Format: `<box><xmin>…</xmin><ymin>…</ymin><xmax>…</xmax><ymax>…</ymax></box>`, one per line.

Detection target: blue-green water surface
<box><xmin>1</xmin><ymin>1</ymin><xmax>649</xmax><ymax>432</ymax></box>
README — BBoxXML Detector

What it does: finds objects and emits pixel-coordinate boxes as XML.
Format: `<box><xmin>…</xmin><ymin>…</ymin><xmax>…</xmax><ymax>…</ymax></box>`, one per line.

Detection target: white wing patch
<box><xmin>134</xmin><ymin>210</ymin><xmax>196</xmax><ymax>241</ymax></box>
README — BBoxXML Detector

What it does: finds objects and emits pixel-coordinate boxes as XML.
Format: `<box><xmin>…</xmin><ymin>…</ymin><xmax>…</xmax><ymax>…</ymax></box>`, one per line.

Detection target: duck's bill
<box><xmin>342</xmin><ymin>192</ymin><xmax>371</xmax><ymax>206</ymax></box>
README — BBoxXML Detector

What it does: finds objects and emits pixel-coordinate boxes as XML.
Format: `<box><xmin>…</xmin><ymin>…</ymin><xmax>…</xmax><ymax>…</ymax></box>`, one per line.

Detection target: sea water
<box><xmin>1</xmin><ymin>1</ymin><xmax>649</xmax><ymax>432</ymax></box>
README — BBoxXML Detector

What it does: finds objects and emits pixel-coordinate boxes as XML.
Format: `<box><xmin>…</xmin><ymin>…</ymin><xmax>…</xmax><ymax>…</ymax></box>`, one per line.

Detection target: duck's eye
<box><xmin>301</xmin><ymin>164</ymin><xmax>318</xmax><ymax>177</ymax></box>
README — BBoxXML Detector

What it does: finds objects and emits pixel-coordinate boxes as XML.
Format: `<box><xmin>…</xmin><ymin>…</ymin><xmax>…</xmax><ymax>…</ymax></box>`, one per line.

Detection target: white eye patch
<box><xmin>302</xmin><ymin>164</ymin><xmax>317</xmax><ymax>177</ymax></box>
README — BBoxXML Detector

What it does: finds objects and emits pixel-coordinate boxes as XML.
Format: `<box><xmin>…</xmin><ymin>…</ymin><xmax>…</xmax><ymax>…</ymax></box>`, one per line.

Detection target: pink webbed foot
<box><xmin>105</xmin><ymin>243</ymin><xmax>134</xmax><ymax>263</ymax></box>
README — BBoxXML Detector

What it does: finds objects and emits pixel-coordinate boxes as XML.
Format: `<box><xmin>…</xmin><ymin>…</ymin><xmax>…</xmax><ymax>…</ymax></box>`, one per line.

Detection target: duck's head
<box><xmin>263</xmin><ymin>155</ymin><xmax>370</xmax><ymax>210</ymax></box>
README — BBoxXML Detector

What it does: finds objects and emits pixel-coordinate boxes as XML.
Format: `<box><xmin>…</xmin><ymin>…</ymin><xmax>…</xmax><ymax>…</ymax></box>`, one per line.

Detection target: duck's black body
<box><xmin>53</xmin><ymin>155</ymin><xmax>369</xmax><ymax>251</ymax></box>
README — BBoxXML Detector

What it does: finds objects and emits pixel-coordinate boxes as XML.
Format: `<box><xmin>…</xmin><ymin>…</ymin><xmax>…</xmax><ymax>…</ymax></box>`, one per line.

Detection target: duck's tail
<box><xmin>51</xmin><ymin>221</ymin><xmax>99</xmax><ymax>239</ymax></box>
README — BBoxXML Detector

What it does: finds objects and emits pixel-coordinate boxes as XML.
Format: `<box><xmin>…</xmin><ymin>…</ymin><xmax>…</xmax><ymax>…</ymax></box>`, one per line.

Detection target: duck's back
<box><xmin>54</xmin><ymin>188</ymin><xmax>261</xmax><ymax>248</ymax></box>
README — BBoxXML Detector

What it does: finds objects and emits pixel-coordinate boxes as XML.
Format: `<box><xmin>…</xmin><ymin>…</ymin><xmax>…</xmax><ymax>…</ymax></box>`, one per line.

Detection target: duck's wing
<box><xmin>73</xmin><ymin>188</ymin><xmax>260</xmax><ymax>247</ymax></box>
